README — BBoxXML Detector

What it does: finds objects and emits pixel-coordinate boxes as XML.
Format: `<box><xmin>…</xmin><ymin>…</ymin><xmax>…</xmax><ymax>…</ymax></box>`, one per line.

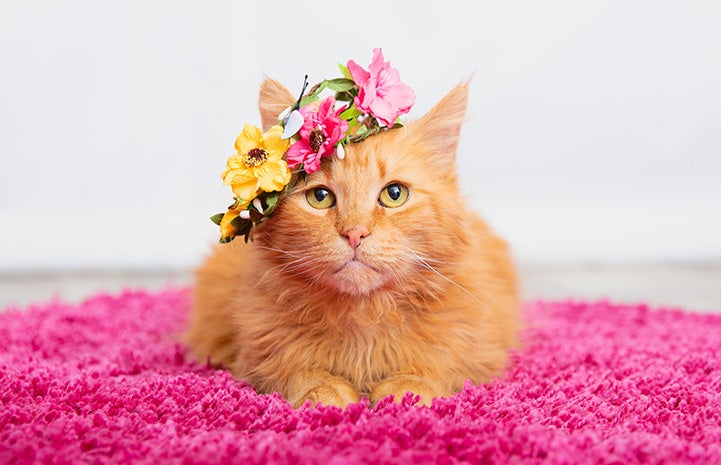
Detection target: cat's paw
<box><xmin>369</xmin><ymin>374</ymin><xmax>445</xmax><ymax>406</ymax></box>
<box><xmin>295</xmin><ymin>377</ymin><xmax>360</xmax><ymax>409</ymax></box>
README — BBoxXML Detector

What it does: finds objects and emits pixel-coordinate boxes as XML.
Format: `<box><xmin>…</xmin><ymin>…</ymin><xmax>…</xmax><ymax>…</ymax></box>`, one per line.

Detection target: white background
<box><xmin>1</xmin><ymin>0</ymin><xmax>719</xmax><ymax>272</ymax></box>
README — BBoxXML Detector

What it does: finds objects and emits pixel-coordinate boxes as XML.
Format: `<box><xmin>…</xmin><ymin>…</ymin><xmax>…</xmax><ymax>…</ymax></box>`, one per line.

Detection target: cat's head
<box><xmin>254</xmin><ymin>78</ymin><xmax>471</xmax><ymax>297</ymax></box>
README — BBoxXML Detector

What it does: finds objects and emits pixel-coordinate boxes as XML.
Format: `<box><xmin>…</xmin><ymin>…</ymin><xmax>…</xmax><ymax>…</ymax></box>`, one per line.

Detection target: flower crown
<box><xmin>211</xmin><ymin>49</ymin><xmax>416</xmax><ymax>243</ymax></box>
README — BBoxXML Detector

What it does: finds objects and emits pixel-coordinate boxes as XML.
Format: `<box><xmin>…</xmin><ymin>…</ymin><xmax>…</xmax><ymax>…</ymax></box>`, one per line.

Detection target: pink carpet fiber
<box><xmin>2</xmin><ymin>289</ymin><xmax>721</xmax><ymax>464</ymax></box>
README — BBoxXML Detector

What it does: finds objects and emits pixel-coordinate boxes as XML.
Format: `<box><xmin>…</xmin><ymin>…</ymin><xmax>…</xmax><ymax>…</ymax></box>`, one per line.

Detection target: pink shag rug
<box><xmin>2</xmin><ymin>289</ymin><xmax>721</xmax><ymax>464</ymax></box>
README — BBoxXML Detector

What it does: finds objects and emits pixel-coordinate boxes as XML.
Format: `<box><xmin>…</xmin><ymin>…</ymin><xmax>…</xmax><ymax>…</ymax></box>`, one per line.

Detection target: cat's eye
<box><xmin>305</xmin><ymin>187</ymin><xmax>336</xmax><ymax>209</ymax></box>
<box><xmin>378</xmin><ymin>183</ymin><xmax>410</xmax><ymax>208</ymax></box>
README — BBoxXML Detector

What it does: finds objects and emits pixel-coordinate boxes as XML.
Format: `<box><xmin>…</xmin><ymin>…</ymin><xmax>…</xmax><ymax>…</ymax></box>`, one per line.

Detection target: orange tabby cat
<box><xmin>186</xmin><ymin>77</ymin><xmax>519</xmax><ymax>408</ymax></box>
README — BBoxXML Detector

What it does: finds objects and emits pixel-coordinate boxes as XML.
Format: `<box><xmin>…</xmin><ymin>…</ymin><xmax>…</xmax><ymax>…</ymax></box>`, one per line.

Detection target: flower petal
<box><xmin>302</xmin><ymin>153</ymin><xmax>323</xmax><ymax>174</ymax></box>
<box><xmin>223</xmin><ymin>166</ymin><xmax>254</xmax><ymax>185</ymax></box>
<box><xmin>221</xmin><ymin>155</ymin><xmax>246</xmax><ymax>180</ymax></box>
<box><xmin>384</xmin><ymin>83</ymin><xmax>416</xmax><ymax>111</ymax></box>
<box><xmin>256</xmin><ymin>159</ymin><xmax>291</xmax><ymax>192</ymax></box>
<box><xmin>262</xmin><ymin>125</ymin><xmax>291</xmax><ymax>161</ymax></box>
<box><xmin>369</xmin><ymin>97</ymin><xmax>398</xmax><ymax>127</ymax></box>
<box><xmin>235</xmin><ymin>124</ymin><xmax>263</xmax><ymax>155</ymax></box>
<box><xmin>346</xmin><ymin>59</ymin><xmax>370</xmax><ymax>86</ymax></box>
<box><xmin>368</xmin><ymin>48</ymin><xmax>386</xmax><ymax>76</ymax></box>
<box><xmin>219</xmin><ymin>209</ymin><xmax>240</xmax><ymax>240</ymax></box>
<box><xmin>286</xmin><ymin>140</ymin><xmax>312</xmax><ymax>169</ymax></box>
<box><xmin>229</xmin><ymin>173</ymin><xmax>261</xmax><ymax>202</ymax></box>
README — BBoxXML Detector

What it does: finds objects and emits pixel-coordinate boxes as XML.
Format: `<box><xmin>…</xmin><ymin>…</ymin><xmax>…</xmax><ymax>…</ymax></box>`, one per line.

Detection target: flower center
<box><xmin>243</xmin><ymin>148</ymin><xmax>268</xmax><ymax>167</ymax></box>
<box><xmin>309</xmin><ymin>127</ymin><xmax>326</xmax><ymax>152</ymax></box>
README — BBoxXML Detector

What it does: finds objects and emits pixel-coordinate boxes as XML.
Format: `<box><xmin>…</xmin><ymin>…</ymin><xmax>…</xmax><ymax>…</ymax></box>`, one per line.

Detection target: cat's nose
<box><xmin>341</xmin><ymin>227</ymin><xmax>370</xmax><ymax>250</ymax></box>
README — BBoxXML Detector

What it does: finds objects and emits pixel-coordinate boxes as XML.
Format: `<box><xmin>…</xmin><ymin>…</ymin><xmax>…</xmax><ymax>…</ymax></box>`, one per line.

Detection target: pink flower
<box><xmin>346</xmin><ymin>48</ymin><xmax>416</xmax><ymax>127</ymax></box>
<box><xmin>286</xmin><ymin>97</ymin><xmax>349</xmax><ymax>174</ymax></box>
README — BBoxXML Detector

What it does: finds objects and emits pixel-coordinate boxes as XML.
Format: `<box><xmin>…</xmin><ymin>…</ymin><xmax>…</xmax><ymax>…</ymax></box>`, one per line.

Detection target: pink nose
<box><xmin>342</xmin><ymin>227</ymin><xmax>370</xmax><ymax>250</ymax></box>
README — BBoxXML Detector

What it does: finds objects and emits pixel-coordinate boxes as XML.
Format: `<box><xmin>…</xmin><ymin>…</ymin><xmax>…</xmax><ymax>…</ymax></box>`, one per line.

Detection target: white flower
<box><xmin>252</xmin><ymin>197</ymin><xmax>264</xmax><ymax>215</ymax></box>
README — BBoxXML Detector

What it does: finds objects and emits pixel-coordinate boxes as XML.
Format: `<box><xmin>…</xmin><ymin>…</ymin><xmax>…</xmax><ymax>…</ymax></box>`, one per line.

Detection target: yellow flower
<box><xmin>219</xmin><ymin>208</ymin><xmax>241</xmax><ymax>241</ymax></box>
<box><xmin>222</xmin><ymin>124</ymin><xmax>292</xmax><ymax>203</ymax></box>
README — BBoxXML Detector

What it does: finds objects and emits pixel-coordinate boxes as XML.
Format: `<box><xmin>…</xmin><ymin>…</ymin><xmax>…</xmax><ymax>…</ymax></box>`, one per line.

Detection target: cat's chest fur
<box><xmin>234</xmin><ymin>283</ymin><xmax>449</xmax><ymax>395</ymax></box>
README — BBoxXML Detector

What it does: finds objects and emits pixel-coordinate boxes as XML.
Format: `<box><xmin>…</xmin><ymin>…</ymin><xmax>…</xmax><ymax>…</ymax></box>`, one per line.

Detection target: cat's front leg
<box><xmin>369</xmin><ymin>373</ymin><xmax>447</xmax><ymax>406</ymax></box>
<box><xmin>285</xmin><ymin>368</ymin><xmax>360</xmax><ymax>408</ymax></box>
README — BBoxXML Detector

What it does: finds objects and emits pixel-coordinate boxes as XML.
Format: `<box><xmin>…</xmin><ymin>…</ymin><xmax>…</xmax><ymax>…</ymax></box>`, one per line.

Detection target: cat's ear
<box><xmin>409</xmin><ymin>80</ymin><xmax>469</xmax><ymax>173</ymax></box>
<box><xmin>258</xmin><ymin>78</ymin><xmax>296</xmax><ymax>131</ymax></box>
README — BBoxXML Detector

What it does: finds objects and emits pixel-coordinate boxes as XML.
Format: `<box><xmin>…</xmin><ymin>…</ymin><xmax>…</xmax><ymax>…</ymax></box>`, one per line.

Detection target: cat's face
<box><xmin>255</xmin><ymin>80</ymin><xmax>470</xmax><ymax>297</ymax></box>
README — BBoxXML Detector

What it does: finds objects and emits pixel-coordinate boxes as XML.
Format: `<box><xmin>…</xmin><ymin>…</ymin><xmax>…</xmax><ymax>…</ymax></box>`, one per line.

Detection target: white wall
<box><xmin>1</xmin><ymin>0</ymin><xmax>719</xmax><ymax>271</ymax></box>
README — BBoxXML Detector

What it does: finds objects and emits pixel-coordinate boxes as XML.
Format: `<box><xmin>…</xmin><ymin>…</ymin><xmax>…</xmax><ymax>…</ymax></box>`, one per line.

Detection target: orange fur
<box><xmin>186</xmin><ymin>78</ymin><xmax>519</xmax><ymax>408</ymax></box>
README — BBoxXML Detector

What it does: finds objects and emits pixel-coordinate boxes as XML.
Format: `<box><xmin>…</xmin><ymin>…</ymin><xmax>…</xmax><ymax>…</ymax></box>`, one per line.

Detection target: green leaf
<box><xmin>298</xmin><ymin>93</ymin><xmax>320</xmax><ymax>108</ymax></box>
<box><xmin>339</xmin><ymin>106</ymin><xmax>361</xmax><ymax>121</ymax></box>
<box><xmin>324</xmin><ymin>78</ymin><xmax>356</xmax><ymax>92</ymax></box>
<box><xmin>264</xmin><ymin>191</ymin><xmax>281</xmax><ymax>215</ymax></box>
<box><xmin>334</xmin><ymin>90</ymin><xmax>355</xmax><ymax>104</ymax></box>
<box><xmin>349</xmin><ymin>124</ymin><xmax>381</xmax><ymax>143</ymax></box>
<box><xmin>338</xmin><ymin>62</ymin><xmax>352</xmax><ymax>80</ymax></box>
<box><xmin>210</xmin><ymin>213</ymin><xmax>225</xmax><ymax>226</ymax></box>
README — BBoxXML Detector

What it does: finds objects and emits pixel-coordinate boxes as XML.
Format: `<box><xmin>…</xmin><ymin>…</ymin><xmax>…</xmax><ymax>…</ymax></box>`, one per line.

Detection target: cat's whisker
<box><xmin>256</xmin><ymin>244</ymin><xmax>310</xmax><ymax>259</ymax></box>
<box><xmin>277</xmin><ymin>258</ymin><xmax>325</xmax><ymax>276</ymax></box>
<box><xmin>399</xmin><ymin>246</ymin><xmax>454</xmax><ymax>270</ymax></box>
<box><xmin>255</xmin><ymin>243</ymin><xmax>329</xmax><ymax>272</ymax></box>
<box><xmin>400</xmin><ymin>247</ymin><xmax>486</xmax><ymax>307</ymax></box>
<box><xmin>386</xmin><ymin>266</ymin><xmax>438</xmax><ymax>306</ymax></box>
<box><xmin>276</xmin><ymin>256</ymin><xmax>342</xmax><ymax>282</ymax></box>
<box><xmin>375</xmin><ymin>251</ymin><xmax>443</xmax><ymax>303</ymax></box>
<box><xmin>399</xmin><ymin>245</ymin><xmax>457</xmax><ymax>266</ymax></box>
